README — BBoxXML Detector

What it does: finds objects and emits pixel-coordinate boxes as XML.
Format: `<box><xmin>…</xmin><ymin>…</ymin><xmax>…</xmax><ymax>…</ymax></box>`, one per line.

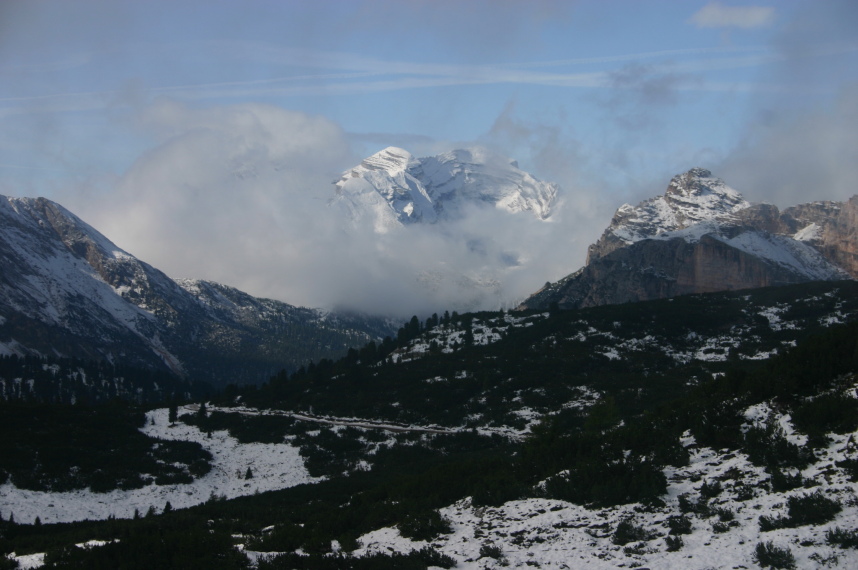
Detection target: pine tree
<box><xmin>245</xmin><ymin>467</ymin><xmax>254</xmax><ymax>479</ymax></box>
<box><xmin>163</xmin><ymin>501</ymin><xmax>172</xmax><ymax>514</ymax></box>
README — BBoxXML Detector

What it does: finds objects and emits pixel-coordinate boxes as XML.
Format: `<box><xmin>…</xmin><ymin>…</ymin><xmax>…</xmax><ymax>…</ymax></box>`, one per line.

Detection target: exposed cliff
<box><xmin>520</xmin><ymin>169</ymin><xmax>854</xmax><ymax>311</ymax></box>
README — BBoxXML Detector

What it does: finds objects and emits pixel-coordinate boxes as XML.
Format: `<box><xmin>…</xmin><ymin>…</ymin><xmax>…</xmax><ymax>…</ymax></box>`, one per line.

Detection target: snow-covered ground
<box><xmin>354</xmin><ymin>410</ymin><xmax>858</xmax><ymax>569</ymax></box>
<box><xmin>391</xmin><ymin>312</ymin><xmax>548</xmax><ymax>363</ymax></box>
<box><xmin>6</xmin><ymin>399</ymin><xmax>858</xmax><ymax>568</ymax></box>
<box><xmin>0</xmin><ymin>406</ymin><xmax>316</xmax><ymax>525</ymax></box>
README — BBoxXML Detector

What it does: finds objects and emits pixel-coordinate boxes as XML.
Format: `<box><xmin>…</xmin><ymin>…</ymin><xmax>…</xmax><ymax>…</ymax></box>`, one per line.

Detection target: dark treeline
<box><xmin>0</xmin><ymin>354</ymin><xmax>208</xmax><ymax>404</ymax></box>
<box><xmin>0</xmin><ymin>401</ymin><xmax>211</xmax><ymax>494</ymax></box>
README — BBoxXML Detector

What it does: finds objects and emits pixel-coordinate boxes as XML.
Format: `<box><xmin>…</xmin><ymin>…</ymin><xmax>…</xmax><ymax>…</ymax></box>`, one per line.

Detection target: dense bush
<box><xmin>744</xmin><ymin>422</ymin><xmax>812</xmax><ymax>470</ymax></box>
<box><xmin>39</xmin><ymin>519</ymin><xmax>249</xmax><ymax>570</ymax></box>
<box><xmin>612</xmin><ymin>518</ymin><xmax>657</xmax><ymax>545</ymax></box>
<box><xmin>835</xmin><ymin>458</ymin><xmax>858</xmax><ymax>481</ymax></box>
<box><xmin>826</xmin><ymin>526</ymin><xmax>858</xmax><ymax>549</ymax></box>
<box><xmin>667</xmin><ymin>515</ymin><xmax>693</xmax><ymax>536</ymax></box>
<box><xmin>768</xmin><ymin>468</ymin><xmax>804</xmax><ymax>492</ymax></box>
<box><xmin>664</xmin><ymin>535</ymin><xmax>683</xmax><ymax>551</ymax></box>
<box><xmin>479</xmin><ymin>544</ymin><xmax>505</xmax><ymax>560</ymax></box>
<box><xmin>397</xmin><ymin>510</ymin><xmax>452</xmax><ymax>541</ymax></box>
<box><xmin>791</xmin><ymin>393</ymin><xmax>858</xmax><ymax>438</ymax></box>
<box><xmin>753</xmin><ymin>541</ymin><xmax>795</xmax><ymax>569</ymax></box>
<box><xmin>699</xmin><ymin>479</ymin><xmax>722</xmax><ymax>499</ymax></box>
<box><xmin>760</xmin><ymin>491</ymin><xmax>841</xmax><ymax>530</ymax></box>
<box><xmin>0</xmin><ymin>403</ymin><xmax>211</xmax><ymax>493</ymax></box>
<box><xmin>677</xmin><ymin>493</ymin><xmax>709</xmax><ymax>516</ymax></box>
<box><xmin>784</xmin><ymin>491</ymin><xmax>841</xmax><ymax>527</ymax></box>
<box><xmin>545</xmin><ymin>456</ymin><xmax>666</xmax><ymax>507</ymax></box>
<box><xmin>256</xmin><ymin>547</ymin><xmax>456</xmax><ymax>569</ymax></box>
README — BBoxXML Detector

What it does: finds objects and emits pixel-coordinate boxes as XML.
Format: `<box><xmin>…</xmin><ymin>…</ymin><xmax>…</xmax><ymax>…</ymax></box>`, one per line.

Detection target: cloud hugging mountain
<box><xmin>0</xmin><ymin>195</ymin><xmax>392</xmax><ymax>388</ymax></box>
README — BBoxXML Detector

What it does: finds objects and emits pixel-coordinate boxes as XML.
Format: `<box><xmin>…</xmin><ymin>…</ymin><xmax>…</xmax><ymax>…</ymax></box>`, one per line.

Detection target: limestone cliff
<box><xmin>520</xmin><ymin>169</ymin><xmax>854</xmax><ymax>311</ymax></box>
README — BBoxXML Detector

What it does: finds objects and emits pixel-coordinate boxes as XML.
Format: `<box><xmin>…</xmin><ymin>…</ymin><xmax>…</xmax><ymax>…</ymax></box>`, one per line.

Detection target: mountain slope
<box><xmin>521</xmin><ymin>168</ymin><xmax>853</xmax><ymax>311</ymax></box>
<box><xmin>330</xmin><ymin>146</ymin><xmax>558</xmax><ymax>232</ymax></box>
<box><xmin>5</xmin><ymin>281</ymin><xmax>858</xmax><ymax>569</ymax></box>
<box><xmin>0</xmin><ymin>195</ymin><xmax>393</xmax><ymax>388</ymax></box>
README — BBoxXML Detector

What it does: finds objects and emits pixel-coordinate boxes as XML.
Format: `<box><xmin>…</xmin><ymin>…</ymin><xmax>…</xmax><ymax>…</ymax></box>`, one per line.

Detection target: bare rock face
<box><xmin>813</xmin><ymin>197</ymin><xmax>858</xmax><ymax>277</ymax></box>
<box><xmin>520</xmin><ymin>168</ymin><xmax>855</xmax><ymax>311</ymax></box>
<box><xmin>525</xmin><ymin>235</ymin><xmax>842</xmax><ymax>310</ymax></box>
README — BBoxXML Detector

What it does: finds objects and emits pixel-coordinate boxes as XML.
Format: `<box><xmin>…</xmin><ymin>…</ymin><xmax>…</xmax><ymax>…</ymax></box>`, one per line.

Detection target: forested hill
<box><xmin>235</xmin><ymin>280</ymin><xmax>858</xmax><ymax>429</ymax></box>
<box><xmin>4</xmin><ymin>280</ymin><xmax>858</xmax><ymax>568</ymax></box>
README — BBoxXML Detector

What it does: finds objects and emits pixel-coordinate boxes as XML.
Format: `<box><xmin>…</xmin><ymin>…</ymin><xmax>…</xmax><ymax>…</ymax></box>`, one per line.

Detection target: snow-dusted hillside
<box><xmin>353</xmin><ymin>398</ymin><xmax>858</xmax><ymax>569</ymax></box>
<box><xmin>5</xmin><ymin>282</ymin><xmax>858</xmax><ymax>569</ymax></box>
<box><xmin>0</xmin><ymin>195</ymin><xmax>391</xmax><ymax>388</ymax></box>
<box><xmin>331</xmin><ymin>146</ymin><xmax>558</xmax><ymax>232</ymax></box>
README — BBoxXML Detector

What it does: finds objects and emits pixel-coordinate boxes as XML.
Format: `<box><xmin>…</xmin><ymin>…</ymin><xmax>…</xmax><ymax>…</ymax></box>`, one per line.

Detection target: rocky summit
<box><xmin>330</xmin><ymin>146</ymin><xmax>559</xmax><ymax>233</ymax></box>
<box><xmin>520</xmin><ymin>168</ymin><xmax>855</xmax><ymax>311</ymax></box>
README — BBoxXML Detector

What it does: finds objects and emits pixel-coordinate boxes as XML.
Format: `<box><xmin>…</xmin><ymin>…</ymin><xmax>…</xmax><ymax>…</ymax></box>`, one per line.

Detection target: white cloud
<box><xmin>718</xmin><ymin>84</ymin><xmax>858</xmax><ymax>207</ymax></box>
<box><xmin>64</xmin><ymin>100</ymin><xmax>604</xmax><ymax>318</ymax></box>
<box><xmin>689</xmin><ymin>2</ymin><xmax>775</xmax><ymax>30</ymax></box>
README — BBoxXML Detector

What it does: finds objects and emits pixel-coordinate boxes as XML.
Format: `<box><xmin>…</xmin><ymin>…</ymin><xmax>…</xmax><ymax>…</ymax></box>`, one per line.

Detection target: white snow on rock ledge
<box><xmin>0</xmin><ymin>406</ymin><xmax>317</xmax><ymax>524</ymax></box>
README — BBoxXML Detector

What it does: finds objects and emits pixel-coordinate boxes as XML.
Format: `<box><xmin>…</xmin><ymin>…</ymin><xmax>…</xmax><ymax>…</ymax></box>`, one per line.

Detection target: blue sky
<box><xmin>1</xmin><ymin>1</ymin><xmax>856</xmax><ymax>313</ymax></box>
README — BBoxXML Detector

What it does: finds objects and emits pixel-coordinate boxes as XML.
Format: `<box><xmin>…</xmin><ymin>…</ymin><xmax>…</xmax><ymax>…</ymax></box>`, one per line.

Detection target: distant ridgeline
<box><xmin>0</xmin><ymin>355</ymin><xmax>207</xmax><ymax>404</ymax></box>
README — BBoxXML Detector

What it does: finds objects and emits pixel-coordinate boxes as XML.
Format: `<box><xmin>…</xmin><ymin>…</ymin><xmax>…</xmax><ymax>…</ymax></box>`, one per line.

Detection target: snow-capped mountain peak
<box><xmin>356</xmin><ymin>146</ymin><xmax>419</xmax><ymax>174</ymax></box>
<box><xmin>331</xmin><ymin>146</ymin><xmax>559</xmax><ymax>233</ymax></box>
<box><xmin>588</xmin><ymin>168</ymin><xmax>751</xmax><ymax>263</ymax></box>
<box><xmin>611</xmin><ymin>167</ymin><xmax>751</xmax><ymax>245</ymax></box>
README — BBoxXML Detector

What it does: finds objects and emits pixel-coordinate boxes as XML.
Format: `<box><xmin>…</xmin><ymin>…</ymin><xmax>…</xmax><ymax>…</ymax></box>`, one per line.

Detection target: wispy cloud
<box><xmin>3</xmin><ymin>41</ymin><xmax>836</xmax><ymax>116</ymax></box>
<box><xmin>689</xmin><ymin>2</ymin><xmax>775</xmax><ymax>30</ymax></box>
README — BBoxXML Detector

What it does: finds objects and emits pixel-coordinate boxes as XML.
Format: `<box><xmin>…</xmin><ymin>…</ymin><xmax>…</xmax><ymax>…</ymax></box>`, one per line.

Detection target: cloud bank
<box><xmin>71</xmin><ymin>100</ymin><xmax>602</xmax><ymax>318</ymax></box>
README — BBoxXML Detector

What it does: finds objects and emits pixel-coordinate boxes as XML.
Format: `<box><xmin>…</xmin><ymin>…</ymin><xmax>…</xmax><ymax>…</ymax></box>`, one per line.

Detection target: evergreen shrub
<box><xmin>753</xmin><ymin>541</ymin><xmax>795</xmax><ymax>569</ymax></box>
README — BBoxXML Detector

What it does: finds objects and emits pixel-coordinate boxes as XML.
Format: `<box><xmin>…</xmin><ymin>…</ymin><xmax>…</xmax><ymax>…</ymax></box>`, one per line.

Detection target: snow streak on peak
<box><xmin>358</xmin><ymin>146</ymin><xmax>419</xmax><ymax>174</ymax></box>
<box><xmin>331</xmin><ymin>146</ymin><xmax>559</xmax><ymax>233</ymax></box>
<box><xmin>610</xmin><ymin>167</ymin><xmax>750</xmax><ymax>244</ymax></box>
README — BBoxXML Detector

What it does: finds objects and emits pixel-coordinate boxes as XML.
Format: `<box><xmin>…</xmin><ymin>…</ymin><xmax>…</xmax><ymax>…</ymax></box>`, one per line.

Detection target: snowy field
<box><xmin>354</xmin><ymin>404</ymin><xmax>858</xmax><ymax>569</ymax></box>
<box><xmin>0</xmin><ymin>406</ymin><xmax>316</xmax><ymax>525</ymax></box>
<box><xmin>5</xmin><ymin>399</ymin><xmax>858</xmax><ymax>568</ymax></box>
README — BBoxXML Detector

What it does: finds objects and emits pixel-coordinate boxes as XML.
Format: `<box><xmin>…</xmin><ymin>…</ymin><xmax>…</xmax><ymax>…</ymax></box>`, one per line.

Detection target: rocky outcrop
<box><xmin>586</xmin><ymin>168</ymin><xmax>750</xmax><ymax>264</ymax></box>
<box><xmin>520</xmin><ymin>168</ymin><xmax>855</xmax><ymax>311</ymax></box>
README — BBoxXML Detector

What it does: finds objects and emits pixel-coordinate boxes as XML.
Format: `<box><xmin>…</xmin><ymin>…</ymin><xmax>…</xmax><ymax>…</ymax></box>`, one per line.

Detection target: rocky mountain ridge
<box><xmin>0</xmin><ymin>195</ymin><xmax>392</xmax><ymax>388</ymax></box>
<box><xmin>521</xmin><ymin>168</ymin><xmax>857</xmax><ymax>311</ymax></box>
<box><xmin>330</xmin><ymin>146</ymin><xmax>558</xmax><ymax>232</ymax></box>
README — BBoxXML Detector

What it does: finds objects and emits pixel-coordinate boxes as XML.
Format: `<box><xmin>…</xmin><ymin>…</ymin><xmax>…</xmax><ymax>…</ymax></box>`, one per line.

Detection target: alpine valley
<box><xmin>3</xmin><ymin>163</ymin><xmax>858</xmax><ymax>570</ymax></box>
<box><xmin>0</xmin><ymin>195</ymin><xmax>396</xmax><ymax>397</ymax></box>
